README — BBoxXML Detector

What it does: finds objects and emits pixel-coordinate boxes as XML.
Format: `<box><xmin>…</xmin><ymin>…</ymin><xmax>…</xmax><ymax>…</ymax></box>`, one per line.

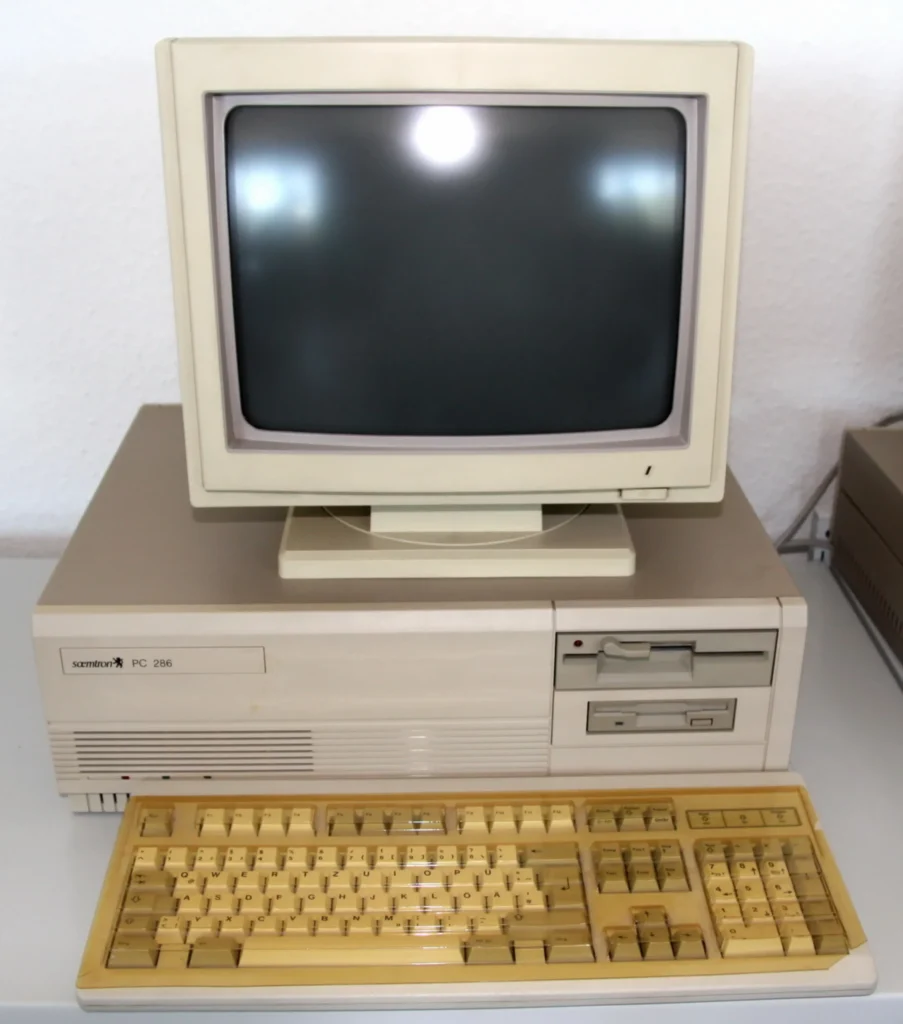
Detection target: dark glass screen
<box><xmin>224</xmin><ymin>103</ymin><xmax>687</xmax><ymax>437</ymax></box>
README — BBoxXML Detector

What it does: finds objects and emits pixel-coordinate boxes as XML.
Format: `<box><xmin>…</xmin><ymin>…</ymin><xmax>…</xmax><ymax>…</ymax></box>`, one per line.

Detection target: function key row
<box><xmin>145</xmin><ymin>801</ymin><xmax>685</xmax><ymax>841</ymax></box>
<box><xmin>457</xmin><ymin>804</ymin><xmax>574</xmax><ymax>836</ymax></box>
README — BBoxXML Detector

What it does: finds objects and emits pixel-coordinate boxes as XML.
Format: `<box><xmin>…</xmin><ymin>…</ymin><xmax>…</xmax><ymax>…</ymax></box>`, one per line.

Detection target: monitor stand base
<box><xmin>278</xmin><ymin>505</ymin><xmax>635</xmax><ymax>579</ymax></box>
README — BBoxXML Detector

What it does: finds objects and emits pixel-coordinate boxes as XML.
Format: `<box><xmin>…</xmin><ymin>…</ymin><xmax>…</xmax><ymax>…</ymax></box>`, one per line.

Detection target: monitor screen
<box><xmin>223</xmin><ymin>102</ymin><xmax>687</xmax><ymax>439</ymax></box>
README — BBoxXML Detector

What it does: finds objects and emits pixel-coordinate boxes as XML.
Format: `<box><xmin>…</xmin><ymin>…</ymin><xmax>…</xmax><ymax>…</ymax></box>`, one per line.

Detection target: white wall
<box><xmin>1</xmin><ymin>0</ymin><xmax>902</xmax><ymax>553</ymax></box>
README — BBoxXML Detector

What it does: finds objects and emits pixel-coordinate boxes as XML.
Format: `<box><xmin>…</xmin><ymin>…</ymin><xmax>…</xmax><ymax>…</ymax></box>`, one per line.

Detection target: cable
<box><xmin>774</xmin><ymin>408</ymin><xmax>903</xmax><ymax>553</ymax></box>
<box><xmin>323</xmin><ymin>505</ymin><xmax>590</xmax><ymax>548</ymax></box>
<box><xmin>776</xmin><ymin>539</ymin><xmax>832</xmax><ymax>555</ymax></box>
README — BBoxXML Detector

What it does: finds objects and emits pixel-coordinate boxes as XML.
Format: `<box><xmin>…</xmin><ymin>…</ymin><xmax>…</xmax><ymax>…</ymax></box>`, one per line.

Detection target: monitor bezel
<box><xmin>157</xmin><ymin>37</ymin><xmax>750</xmax><ymax>505</ymax></box>
<box><xmin>209</xmin><ymin>92</ymin><xmax>702</xmax><ymax>455</ymax></box>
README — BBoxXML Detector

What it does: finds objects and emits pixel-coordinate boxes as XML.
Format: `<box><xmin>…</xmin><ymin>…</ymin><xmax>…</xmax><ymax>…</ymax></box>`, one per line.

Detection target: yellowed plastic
<box><xmin>78</xmin><ymin>785</ymin><xmax>866</xmax><ymax>991</ymax></box>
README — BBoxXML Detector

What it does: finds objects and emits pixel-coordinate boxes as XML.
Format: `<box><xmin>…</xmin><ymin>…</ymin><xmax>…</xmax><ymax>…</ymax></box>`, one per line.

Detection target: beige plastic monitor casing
<box><xmin>156</xmin><ymin>38</ymin><xmax>753</xmax><ymax>509</ymax></box>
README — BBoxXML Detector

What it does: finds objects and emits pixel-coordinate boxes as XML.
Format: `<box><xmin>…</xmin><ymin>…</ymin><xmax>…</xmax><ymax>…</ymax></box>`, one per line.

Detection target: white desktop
<box><xmin>29</xmin><ymin>36</ymin><xmax>876</xmax><ymax>1010</ymax></box>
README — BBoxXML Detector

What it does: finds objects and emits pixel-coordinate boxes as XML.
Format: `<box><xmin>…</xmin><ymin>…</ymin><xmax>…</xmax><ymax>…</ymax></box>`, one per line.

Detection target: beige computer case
<box><xmin>32</xmin><ymin>407</ymin><xmax>805</xmax><ymax>811</ymax></box>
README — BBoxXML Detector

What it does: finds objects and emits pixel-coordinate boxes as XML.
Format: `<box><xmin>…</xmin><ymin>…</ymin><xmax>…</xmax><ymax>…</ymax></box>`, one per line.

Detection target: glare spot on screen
<box><xmin>234</xmin><ymin>160</ymin><xmax>324</xmax><ymax>226</ymax></box>
<box><xmin>409</xmin><ymin>107</ymin><xmax>483</xmax><ymax>170</ymax></box>
<box><xmin>593</xmin><ymin>159</ymin><xmax>679</xmax><ymax>226</ymax></box>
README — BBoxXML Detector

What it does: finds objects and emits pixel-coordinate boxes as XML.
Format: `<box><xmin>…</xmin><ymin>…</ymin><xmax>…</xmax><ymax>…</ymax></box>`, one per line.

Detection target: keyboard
<box><xmin>77</xmin><ymin>776</ymin><xmax>875</xmax><ymax>1010</ymax></box>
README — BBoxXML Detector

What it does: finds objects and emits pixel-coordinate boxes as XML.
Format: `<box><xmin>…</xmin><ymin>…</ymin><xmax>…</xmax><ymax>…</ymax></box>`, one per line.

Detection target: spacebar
<box><xmin>238</xmin><ymin>935</ymin><xmax>465</xmax><ymax>967</ymax></box>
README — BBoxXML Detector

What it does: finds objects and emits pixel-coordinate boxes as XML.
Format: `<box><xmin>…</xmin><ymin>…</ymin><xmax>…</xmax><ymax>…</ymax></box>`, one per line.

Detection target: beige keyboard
<box><xmin>77</xmin><ymin>781</ymin><xmax>875</xmax><ymax>1010</ymax></box>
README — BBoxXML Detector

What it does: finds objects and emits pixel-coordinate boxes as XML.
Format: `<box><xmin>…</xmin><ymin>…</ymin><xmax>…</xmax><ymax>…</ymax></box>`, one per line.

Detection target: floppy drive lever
<box><xmin>597</xmin><ymin>637</ymin><xmax>693</xmax><ymax>686</ymax></box>
<box><xmin>601</xmin><ymin>638</ymin><xmax>652</xmax><ymax>660</ymax></box>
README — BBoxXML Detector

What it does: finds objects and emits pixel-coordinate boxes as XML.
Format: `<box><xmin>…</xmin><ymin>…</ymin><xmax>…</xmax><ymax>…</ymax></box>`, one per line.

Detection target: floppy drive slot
<box><xmin>556</xmin><ymin>631</ymin><xmax>777</xmax><ymax>690</ymax></box>
<box><xmin>586</xmin><ymin>698</ymin><xmax>737</xmax><ymax>733</ymax></box>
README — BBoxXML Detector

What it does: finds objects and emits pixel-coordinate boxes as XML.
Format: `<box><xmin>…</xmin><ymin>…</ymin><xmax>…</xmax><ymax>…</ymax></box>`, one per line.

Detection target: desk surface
<box><xmin>2</xmin><ymin>557</ymin><xmax>902</xmax><ymax>1024</ymax></box>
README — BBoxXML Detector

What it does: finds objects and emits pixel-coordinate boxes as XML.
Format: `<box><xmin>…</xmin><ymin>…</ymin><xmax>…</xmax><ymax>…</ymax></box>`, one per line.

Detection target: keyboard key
<box><xmin>721</xmin><ymin>923</ymin><xmax>783</xmax><ymax>957</ymax></box>
<box><xmin>647</xmin><ymin>805</ymin><xmax>675</xmax><ymax>831</ymax></box>
<box><xmin>314</xmin><ymin>914</ymin><xmax>344</xmax><ymax>936</ymax></box>
<box><xmin>124</xmin><ymin>892</ymin><xmax>178</xmax><ymax>916</ymax></box>
<box><xmin>107</xmin><ymin>936</ymin><xmax>159</xmax><ymax>968</ymax></box>
<box><xmin>130</xmin><ymin>870</ymin><xmax>174</xmax><ymax>893</ymax></box>
<box><xmin>598</xmin><ymin>866</ymin><xmax>629</xmax><ymax>893</ymax></box>
<box><xmin>240</xmin><ymin>935</ymin><xmax>465</xmax><ymax>967</ymax></box>
<box><xmin>284</xmin><ymin>848</ymin><xmax>310</xmax><ymax>871</ymax></box>
<box><xmin>224</xmin><ymin>848</ymin><xmax>251</xmax><ymax>871</ymax></box>
<box><xmin>671</xmin><ymin>925</ymin><xmax>706</xmax><ymax>959</ymax></box>
<box><xmin>117</xmin><ymin>914</ymin><xmax>159</xmax><ymax>937</ymax></box>
<box><xmin>792</xmin><ymin>874</ymin><xmax>827</xmax><ymax>898</ymax></box>
<box><xmin>329</xmin><ymin>810</ymin><xmax>357</xmax><ymax>837</ymax></box>
<box><xmin>490</xmin><ymin>806</ymin><xmax>517</xmax><ymax>836</ymax></box>
<box><xmin>287</xmin><ymin>808</ymin><xmax>315</xmax><ymax>839</ymax></box>
<box><xmin>230</xmin><ymin>809</ymin><xmax>257</xmax><ymax>839</ymax></box>
<box><xmin>514</xmin><ymin>938</ymin><xmax>546</xmax><ymax>964</ymax></box>
<box><xmin>259</xmin><ymin>808</ymin><xmax>286</xmax><ymax>838</ymax></box>
<box><xmin>187</xmin><ymin>915</ymin><xmax>217</xmax><ymax>942</ymax></box>
<box><xmin>164</xmin><ymin>848</ymin><xmax>191</xmax><ymax>872</ymax></box>
<box><xmin>412</xmin><ymin>807</ymin><xmax>445</xmax><ymax>834</ymax></box>
<box><xmin>234</xmin><ymin>870</ymin><xmax>264</xmax><ymax>894</ymax></box>
<box><xmin>140</xmin><ymin>809</ymin><xmax>172</xmax><ymax>838</ymax></box>
<box><xmin>548</xmin><ymin>805</ymin><xmax>575</xmax><ymax>834</ymax></box>
<box><xmin>155</xmin><ymin>916</ymin><xmax>187</xmax><ymax>943</ymax></box>
<box><xmin>607</xmin><ymin>928</ymin><xmax>642</xmax><ymax>961</ymax></box>
<box><xmin>466</xmin><ymin>937</ymin><xmax>513</xmax><ymax>964</ymax></box>
<box><xmin>522</xmin><ymin>845</ymin><xmax>578</xmax><ymax>867</ymax></box>
<box><xmin>315</xmin><ymin>847</ymin><xmax>340</xmax><ymax>869</ymax></box>
<box><xmin>460</xmin><ymin>806</ymin><xmax>488</xmax><ymax>835</ymax></box>
<box><xmin>814</xmin><ymin>933</ymin><xmax>849</xmax><ymax>955</ymax></box>
<box><xmin>518</xmin><ymin>805</ymin><xmax>546</xmax><ymax>835</ymax></box>
<box><xmin>199</xmin><ymin>809</ymin><xmax>228</xmax><ymax>839</ymax></box>
<box><xmin>639</xmin><ymin>925</ymin><xmax>673</xmax><ymax>960</ymax></box>
<box><xmin>208</xmin><ymin>893</ymin><xmax>239</xmax><ymax>917</ymax></box>
<box><xmin>254</xmin><ymin>848</ymin><xmax>280</xmax><ymax>871</ymax></box>
<box><xmin>546</xmin><ymin>885</ymin><xmax>585</xmax><ymax>910</ymax></box>
<box><xmin>465</xmin><ymin>846</ymin><xmax>489</xmax><ymax>868</ymax></box>
<box><xmin>190</xmin><ymin>937</ymin><xmax>239</xmax><ymax>968</ymax></box>
<box><xmin>779</xmin><ymin>921</ymin><xmax>815</xmax><ymax>955</ymax></box>
<box><xmin>618</xmin><ymin>806</ymin><xmax>646</xmax><ymax>831</ymax></box>
<box><xmin>628</xmin><ymin>866</ymin><xmax>658</xmax><ymax>893</ymax></box>
<box><xmin>456</xmin><ymin>890</ymin><xmax>484</xmax><ymax>913</ymax></box>
<box><xmin>505</xmin><ymin>910</ymin><xmax>588</xmax><ymax>938</ymax></box>
<box><xmin>134</xmin><ymin>847</ymin><xmax>164</xmax><ymax>871</ymax></box>
<box><xmin>632</xmin><ymin>907</ymin><xmax>667</xmax><ymax>928</ymax></box>
<box><xmin>387</xmin><ymin>808</ymin><xmax>417</xmax><ymax>835</ymax></box>
<box><xmin>588</xmin><ymin>807</ymin><xmax>618</xmax><ymax>832</ymax></box>
<box><xmin>658</xmin><ymin>865</ymin><xmax>689</xmax><ymax>891</ymax></box>
<box><xmin>546</xmin><ymin>932</ymin><xmax>594</xmax><ymax>963</ymax></box>
<box><xmin>727</xmin><ymin>841</ymin><xmax>756</xmax><ymax>861</ymax></box>
<box><xmin>194</xmin><ymin>848</ymin><xmax>223</xmax><ymax>871</ymax></box>
<box><xmin>494</xmin><ymin>844</ymin><xmax>519</xmax><ymax>868</ymax></box>
<box><xmin>473</xmin><ymin>912</ymin><xmax>503</xmax><ymax>935</ymax></box>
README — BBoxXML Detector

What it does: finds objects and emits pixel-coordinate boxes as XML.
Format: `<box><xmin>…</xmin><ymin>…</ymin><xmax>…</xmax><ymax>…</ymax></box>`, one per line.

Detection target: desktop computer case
<box><xmin>833</xmin><ymin>427</ymin><xmax>903</xmax><ymax>666</ymax></box>
<box><xmin>32</xmin><ymin>406</ymin><xmax>806</xmax><ymax>811</ymax></box>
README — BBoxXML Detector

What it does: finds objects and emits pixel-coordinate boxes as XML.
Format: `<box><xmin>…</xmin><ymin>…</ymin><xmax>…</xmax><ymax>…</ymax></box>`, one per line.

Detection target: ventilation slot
<box><xmin>835</xmin><ymin>538</ymin><xmax>903</xmax><ymax>658</ymax></box>
<box><xmin>49</xmin><ymin>721</ymin><xmax>550</xmax><ymax>781</ymax></box>
<box><xmin>56</xmin><ymin>730</ymin><xmax>316</xmax><ymax>780</ymax></box>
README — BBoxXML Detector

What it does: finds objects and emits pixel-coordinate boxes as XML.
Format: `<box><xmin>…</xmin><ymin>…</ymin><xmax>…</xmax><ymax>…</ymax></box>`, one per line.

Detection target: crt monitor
<box><xmin>156</xmin><ymin>38</ymin><xmax>752</xmax><ymax>579</ymax></box>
